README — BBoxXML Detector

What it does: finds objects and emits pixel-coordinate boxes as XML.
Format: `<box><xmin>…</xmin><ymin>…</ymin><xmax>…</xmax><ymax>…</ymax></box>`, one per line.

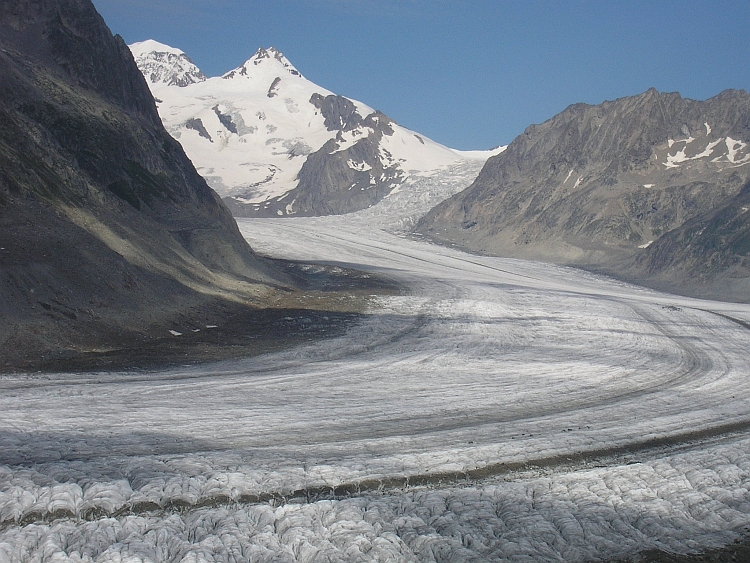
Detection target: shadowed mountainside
<box><xmin>417</xmin><ymin>89</ymin><xmax>750</xmax><ymax>301</ymax></box>
<box><xmin>0</xmin><ymin>0</ymin><xmax>292</xmax><ymax>369</ymax></box>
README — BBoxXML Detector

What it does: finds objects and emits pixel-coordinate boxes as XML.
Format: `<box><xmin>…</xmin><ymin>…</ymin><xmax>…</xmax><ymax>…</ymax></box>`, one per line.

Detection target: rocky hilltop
<box><xmin>131</xmin><ymin>41</ymin><xmax>468</xmax><ymax>218</ymax></box>
<box><xmin>417</xmin><ymin>89</ymin><xmax>750</xmax><ymax>301</ymax></box>
<box><xmin>0</xmin><ymin>0</ymin><xmax>287</xmax><ymax>369</ymax></box>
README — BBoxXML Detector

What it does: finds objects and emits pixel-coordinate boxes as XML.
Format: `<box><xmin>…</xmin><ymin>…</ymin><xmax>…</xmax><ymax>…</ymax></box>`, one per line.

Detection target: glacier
<box><xmin>2</xmin><ymin>165</ymin><xmax>750</xmax><ymax>562</ymax></box>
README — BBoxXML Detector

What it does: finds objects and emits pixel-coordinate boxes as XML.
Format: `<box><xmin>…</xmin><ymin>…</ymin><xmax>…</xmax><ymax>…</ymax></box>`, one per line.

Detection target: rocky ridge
<box><xmin>417</xmin><ymin>89</ymin><xmax>750</xmax><ymax>301</ymax></box>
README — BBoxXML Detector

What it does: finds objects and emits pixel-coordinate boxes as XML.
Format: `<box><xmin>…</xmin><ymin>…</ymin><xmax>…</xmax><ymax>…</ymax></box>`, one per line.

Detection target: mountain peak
<box><xmin>129</xmin><ymin>39</ymin><xmax>185</xmax><ymax>58</ymax></box>
<box><xmin>223</xmin><ymin>46</ymin><xmax>303</xmax><ymax>80</ymax></box>
<box><xmin>252</xmin><ymin>46</ymin><xmax>295</xmax><ymax>68</ymax></box>
<box><xmin>129</xmin><ymin>40</ymin><xmax>206</xmax><ymax>88</ymax></box>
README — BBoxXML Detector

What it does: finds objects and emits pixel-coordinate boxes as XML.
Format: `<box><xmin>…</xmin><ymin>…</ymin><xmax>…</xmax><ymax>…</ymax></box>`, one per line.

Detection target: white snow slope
<box><xmin>3</xmin><ymin>165</ymin><xmax>750</xmax><ymax>562</ymax></box>
<box><xmin>129</xmin><ymin>41</ymin><xmax>496</xmax><ymax>207</ymax></box>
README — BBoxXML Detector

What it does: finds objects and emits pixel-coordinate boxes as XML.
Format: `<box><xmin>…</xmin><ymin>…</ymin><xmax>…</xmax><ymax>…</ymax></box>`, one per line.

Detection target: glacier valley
<box><xmin>2</xmin><ymin>165</ymin><xmax>750</xmax><ymax>562</ymax></box>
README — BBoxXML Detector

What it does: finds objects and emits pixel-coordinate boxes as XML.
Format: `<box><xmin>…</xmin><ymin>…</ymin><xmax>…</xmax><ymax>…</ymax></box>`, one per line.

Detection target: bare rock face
<box><xmin>0</xmin><ymin>0</ymin><xmax>161</xmax><ymax>125</ymax></box>
<box><xmin>631</xmin><ymin>181</ymin><xmax>750</xmax><ymax>299</ymax></box>
<box><xmin>417</xmin><ymin>89</ymin><xmax>750</xmax><ymax>301</ymax></box>
<box><xmin>0</xmin><ymin>0</ymin><xmax>284</xmax><ymax>368</ymax></box>
<box><xmin>310</xmin><ymin>93</ymin><xmax>364</xmax><ymax>132</ymax></box>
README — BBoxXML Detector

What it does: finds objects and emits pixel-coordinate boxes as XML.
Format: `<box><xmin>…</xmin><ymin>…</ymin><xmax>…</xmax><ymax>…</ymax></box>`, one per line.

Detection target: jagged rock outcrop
<box><xmin>0</xmin><ymin>0</ymin><xmax>285</xmax><ymax>368</ymax></box>
<box><xmin>417</xmin><ymin>89</ymin><xmax>750</xmax><ymax>301</ymax></box>
<box><xmin>311</xmin><ymin>93</ymin><xmax>364</xmax><ymax>132</ymax></box>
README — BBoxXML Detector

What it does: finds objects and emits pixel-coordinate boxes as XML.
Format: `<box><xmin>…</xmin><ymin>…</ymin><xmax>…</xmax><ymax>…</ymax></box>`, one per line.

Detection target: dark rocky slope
<box><xmin>417</xmin><ymin>89</ymin><xmax>750</xmax><ymax>301</ymax></box>
<box><xmin>0</xmin><ymin>0</ymin><xmax>288</xmax><ymax>369</ymax></box>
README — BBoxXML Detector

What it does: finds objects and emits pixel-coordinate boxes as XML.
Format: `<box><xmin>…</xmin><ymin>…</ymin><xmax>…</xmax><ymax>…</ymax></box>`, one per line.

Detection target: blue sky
<box><xmin>93</xmin><ymin>0</ymin><xmax>749</xmax><ymax>150</ymax></box>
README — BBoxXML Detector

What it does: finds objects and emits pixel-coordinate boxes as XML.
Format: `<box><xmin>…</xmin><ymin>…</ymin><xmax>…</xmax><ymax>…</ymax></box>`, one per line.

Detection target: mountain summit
<box><xmin>130</xmin><ymin>41</ymin><xmax>486</xmax><ymax>217</ymax></box>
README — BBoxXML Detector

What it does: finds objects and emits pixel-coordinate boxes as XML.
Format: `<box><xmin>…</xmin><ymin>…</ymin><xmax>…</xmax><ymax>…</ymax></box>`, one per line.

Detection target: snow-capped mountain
<box><xmin>130</xmin><ymin>41</ymin><xmax>502</xmax><ymax>217</ymax></box>
<box><xmin>130</xmin><ymin>40</ymin><xmax>206</xmax><ymax>87</ymax></box>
